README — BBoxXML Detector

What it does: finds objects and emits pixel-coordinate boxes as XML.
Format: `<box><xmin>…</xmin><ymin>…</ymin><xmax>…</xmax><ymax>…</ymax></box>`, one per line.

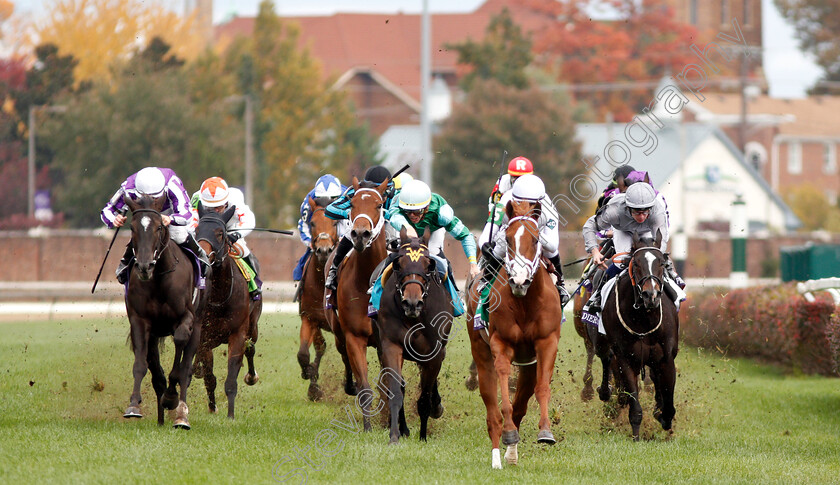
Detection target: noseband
<box><xmin>628</xmin><ymin>246</ymin><xmax>664</xmax><ymax>307</ymax></box>
<box><xmin>309</xmin><ymin>207</ymin><xmax>337</xmax><ymax>251</ymax></box>
<box><xmin>132</xmin><ymin>208</ymin><xmax>170</xmax><ymax>266</ymax></box>
<box><xmin>395</xmin><ymin>242</ymin><xmax>436</xmax><ymax>303</ymax></box>
<box><xmin>350</xmin><ymin>188</ymin><xmax>385</xmax><ymax>249</ymax></box>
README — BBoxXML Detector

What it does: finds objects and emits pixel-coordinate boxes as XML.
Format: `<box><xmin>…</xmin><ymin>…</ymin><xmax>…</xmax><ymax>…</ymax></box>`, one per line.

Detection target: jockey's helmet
<box><xmin>510</xmin><ymin>174</ymin><xmax>545</xmax><ymax>203</ymax></box>
<box><xmin>507</xmin><ymin>156</ymin><xmax>534</xmax><ymax>177</ymax></box>
<box><xmin>625</xmin><ymin>182</ymin><xmax>656</xmax><ymax>209</ymax></box>
<box><xmin>314</xmin><ymin>174</ymin><xmax>342</xmax><ymax>198</ymax></box>
<box><xmin>393</xmin><ymin>172</ymin><xmax>414</xmax><ymax>191</ymax></box>
<box><xmin>135</xmin><ymin>167</ymin><xmax>166</xmax><ymax>197</ymax></box>
<box><xmin>399</xmin><ymin>180</ymin><xmax>432</xmax><ymax>211</ymax></box>
<box><xmin>364</xmin><ymin>166</ymin><xmax>391</xmax><ymax>185</ymax></box>
<box><xmin>199</xmin><ymin>177</ymin><xmax>230</xmax><ymax>208</ymax></box>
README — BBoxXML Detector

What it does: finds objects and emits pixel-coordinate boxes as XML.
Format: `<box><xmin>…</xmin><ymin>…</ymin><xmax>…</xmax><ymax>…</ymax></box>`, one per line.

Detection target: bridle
<box><xmin>309</xmin><ymin>207</ymin><xmax>337</xmax><ymax>251</ymax></box>
<box><xmin>505</xmin><ymin>215</ymin><xmax>542</xmax><ymax>283</ymax></box>
<box><xmin>350</xmin><ymin>188</ymin><xmax>385</xmax><ymax>249</ymax></box>
<box><xmin>394</xmin><ymin>242</ymin><xmax>436</xmax><ymax>303</ymax></box>
<box><xmin>196</xmin><ymin>214</ymin><xmax>230</xmax><ymax>267</ymax></box>
<box><xmin>131</xmin><ymin>208</ymin><xmax>170</xmax><ymax>267</ymax></box>
<box><xmin>613</xmin><ymin>245</ymin><xmax>664</xmax><ymax>337</ymax></box>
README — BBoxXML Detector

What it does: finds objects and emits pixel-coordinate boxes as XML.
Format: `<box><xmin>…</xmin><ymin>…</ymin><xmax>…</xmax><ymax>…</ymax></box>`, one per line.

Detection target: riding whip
<box><xmin>229</xmin><ymin>227</ymin><xmax>295</xmax><ymax>236</ymax></box>
<box><xmin>486</xmin><ymin>150</ymin><xmax>509</xmax><ymax>249</ymax></box>
<box><xmin>91</xmin><ymin>226</ymin><xmax>121</xmax><ymax>294</ymax></box>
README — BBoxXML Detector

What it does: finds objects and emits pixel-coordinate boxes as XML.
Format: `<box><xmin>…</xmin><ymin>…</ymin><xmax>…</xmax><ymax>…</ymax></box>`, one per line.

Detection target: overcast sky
<box><xmin>13</xmin><ymin>0</ymin><xmax>823</xmax><ymax>98</ymax></box>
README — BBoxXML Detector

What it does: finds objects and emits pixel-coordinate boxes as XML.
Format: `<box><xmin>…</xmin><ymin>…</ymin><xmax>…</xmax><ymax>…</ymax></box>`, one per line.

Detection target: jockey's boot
<box><xmin>548</xmin><ymin>254</ymin><xmax>571</xmax><ymax>307</ymax></box>
<box><xmin>664</xmin><ymin>257</ymin><xmax>686</xmax><ymax>289</ymax></box>
<box><xmin>115</xmin><ymin>243</ymin><xmax>134</xmax><ymax>284</ymax></box>
<box><xmin>479</xmin><ymin>253</ymin><xmax>503</xmax><ymax>292</ymax></box>
<box><xmin>325</xmin><ymin>236</ymin><xmax>354</xmax><ymax>291</ymax></box>
<box><xmin>244</xmin><ymin>253</ymin><xmax>262</xmax><ymax>301</ymax></box>
<box><xmin>584</xmin><ymin>287</ymin><xmax>603</xmax><ymax>313</ymax></box>
<box><xmin>180</xmin><ymin>233</ymin><xmax>210</xmax><ymax>278</ymax></box>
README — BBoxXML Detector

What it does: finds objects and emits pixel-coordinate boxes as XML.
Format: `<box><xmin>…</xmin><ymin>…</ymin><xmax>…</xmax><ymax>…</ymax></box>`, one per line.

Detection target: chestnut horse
<box><xmin>122</xmin><ymin>195</ymin><xmax>207</xmax><ymax>429</ymax></box>
<box><xmin>193</xmin><ymin>205</ymin><xmax>262</xmax><ymax>419</ymax></box>
<box><xmin>324</xmin><ymin>177</ymin><xmax>389</xmax><ymax>431</ymax></box>
<box><xmin>467</xmin><ymin>200</ymin><xmax>563</xmax><ymax>469</ymax></box>
<box><xmin>297</xmin><ymin>197</ymin><xmax>340</xmax><ymax>401</ymax></box>
<box><xmin>589</xmin><ymin>230</ymin><xmax>679</xmax><ymax>440</ymax></box>
<box><xmin>377</xmin><ymin>228</ymin><xmax>451</xmax><ymax>444</ymax></box>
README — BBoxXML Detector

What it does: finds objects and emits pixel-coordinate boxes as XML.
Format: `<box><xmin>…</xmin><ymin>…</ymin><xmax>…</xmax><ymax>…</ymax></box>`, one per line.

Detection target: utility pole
<box><xmin>739</xmin><ymin>53</ymin><xmax>748</xmax><ymax>153</ymax></box>
<box><xmin>225</xmin><ymin>94</ymin><xmax>255</xmax><ymax>206</ymax></box>
<box><xmin>419</xmin><ymin>0</ymin><xmax>432</xmax><ymax>186</ymax></box>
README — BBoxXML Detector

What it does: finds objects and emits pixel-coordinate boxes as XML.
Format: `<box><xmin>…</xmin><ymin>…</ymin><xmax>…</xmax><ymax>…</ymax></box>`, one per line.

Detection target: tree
<box><xmin>784</xmin><ymin>184</ymin><xmax>840</xmax><ymax>231</ymax></box>
<box><xmin>41</xmin><ymin>41</ymin><xmax>240</xmax><ymax>227</ymax></box>
<box><xmin>522</xmin><ymin>0</ymin><xmax>701</xmax><ymax>121</ymax></box>
<box><xmin>33</xmin><ymin>0</ymin><xmax>203</xmax><ymax>84</ymax></box>
<box><xmin>433</xmin><ymin>79</ymin><xmax>582</xmax><ymax>229</ymax></box>
<box><xmin>446</xmin><ymin>8</ymin><xmax>533</xmax><ymax>91</ymax></box>
<box><xmin>225</xmin><ymin>0</ymin><xmax>381</xmax><ymax>225</ymax></box>
<box><xmin>775</xmin><ymin>0</ymin><xmax>840</xmax><ymax>94</ymax></box>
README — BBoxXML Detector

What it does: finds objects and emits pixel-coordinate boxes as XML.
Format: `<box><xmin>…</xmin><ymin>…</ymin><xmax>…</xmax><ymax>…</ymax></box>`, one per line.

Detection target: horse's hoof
<box><xmin>491</xmin><ymin>448</ymin><xmax>502</xmax><ymax>469</ymax></box>
<box><xmin>504</xmin><ymin>443</ymin><xmax>518</xmax><ymax>465</ymax></box>
<box><xmin>464</xmin><ymin>375</ymin><xmax>478</xmax><ymax>391</ymax></box>
<box><xmin>208</xmin><ymin>405</ymin><xmax>217</xmax><ymax>414</ymax></box>
<box><xmin>658</xmin><ymin>416</ymin><xmax>673</xmax><ymax>430</ymax></box>
<box><xmin>632</xmin><ymin>434</ymin><xmax>640</xmax><ymax>442</ymax></box>
<box><xmin>244</xmin><ymin>373</ymin><xmax>259</xmax><ymax>386</ymax></box>
<box><xmin>193</xmin><ymin>365</ymin><xmax>205</xmax><ymax>379</ymax></box>
<box><xmin>581</xmin><ymin>386</ymin><xmax>595</xmax><ymax>402</ymax></box>
<box><xmin>389</xmin><ymin>437</ymin><xmax>400</xmax><ymax>445</ymax></box>
<box><xmin>431</xmin><ymin>403</ymin><xmax>444</xmax><ymax>419</ymax></box>
<box><xmin>344</xmin><ymin>381</ymin><xmax>358</xmax><ymax>396</ymax></box>
<box><xmin>161</xmin><ymin>393</ymin><xmax>179</xmax><ymax>410</ymax></box>
<box><xmin>537</xmin><ymin>429</ymin><xmax>556</xmax><ymax>444</ymax></box>
<box><xmin>308</xmin><ymin>385</ymin><xmax>325</xmax><ymax>402</ymax></box>
<box><xmin>501</xmin><ymin>429</ymin><xmax>520</xmax><ymax>446</ymax></box>
<box><xmin>123</xmin><ymin>406</ymin><xmax>142</xmax><ymax>418</ymax></box>
<box><xmin>172</xmin><ymin>420</ymin><xmax>191</xmax><ymax>430</ymax></box>
<box><xmin>598</xmin><ymin>386</ymin><xmax>611</xmax><ymax>402</ymax></box>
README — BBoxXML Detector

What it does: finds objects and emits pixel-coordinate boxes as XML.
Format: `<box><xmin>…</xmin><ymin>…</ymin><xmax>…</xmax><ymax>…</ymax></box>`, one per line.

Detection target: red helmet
<box><xmin>507</xmin><ymin>156</ymin><xmax>534</xmax><ymax>177</ymax></box>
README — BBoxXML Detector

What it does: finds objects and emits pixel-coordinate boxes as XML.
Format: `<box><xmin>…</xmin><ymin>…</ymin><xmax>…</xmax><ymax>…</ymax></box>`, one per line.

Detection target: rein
<box><xmin>614</xmin><ymin>245</ymin><xmax>665</xmax><ymax>337</ymax></box>
<box><xmin>350</xmin><ymin>188</ymin><xmax>386</xmax><ymax>249</ymax></box>
<box><xmin>131</xmin><ymin>208</ymin><xmax>171</xmax><ymax>267</ymax></box>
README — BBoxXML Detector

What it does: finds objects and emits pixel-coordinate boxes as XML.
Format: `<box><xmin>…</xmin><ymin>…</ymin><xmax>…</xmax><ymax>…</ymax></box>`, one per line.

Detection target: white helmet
<box><xmin>199</xmin><ymin>177</ymin><xmax>230</xmax><ymax>208</ymax></box>
<box><xmin>510</xmin><ymin>174</ymin><xmax>545</xmax><ymax>203</ymax></box>
<box><xmin>393</xmin><ymin>172</ymin><xmax>414</xmax><ymax>191</ymax></box>
<box><xmin>625</xmin><ymin>182</ymin><xmax>656</xmax><ymax>209</ymax></box>
<box><xmin>399</xmin><ymin>179</ymin><xmax>432</xmax><ymax>211</ymax></box>
<box><xmin>135</xmin><ymin>167</ymin><xmax>166</xmax><ymax>197</ymax></box>
<box><xmin>314</xmin><ymin>174</ymin><xmax>342</xmax><ymax>198</ymax></box>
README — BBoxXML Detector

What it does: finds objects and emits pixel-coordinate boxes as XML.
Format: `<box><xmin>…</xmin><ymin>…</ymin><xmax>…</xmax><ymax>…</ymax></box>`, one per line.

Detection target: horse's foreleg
<box><xmin>534</xmin><ymin>336</ymin><xmax>559</xmax><ymax>444</ymax></box>
<box><xmin>491</xmin><ymin>341</ymin><xmax>518</xmax><ymax>450</ymax></box>
<box><xmin>417</xmin><ymin>360</ymin><xmax>442</xmax><ymax>442</ymax></box>
<box><xmin>465</xmin><ymin>359</ymin><xmax>479</xmax><ymax>391</ymax></box>
<box><xmin>655</xmin><ymin>358</ymin><xmax>677</xmax><ymax>431</ymax></box>
<box><xmin>471</xmin><ymin>339</ymin><xmax>502</xmax><ymax>469</ymax></box>
<box><xmin>225</xmin><ymin>331</ymin><xmax>247</xmax><ymax>420</ymax></box>
<box><xmin>345</xmin><ymin>335</ymin><xmax>373</xmax><ymax>431</ymax></box>
<box><xmin>171</xmin><ymin>315</ymin><xmax>200</xmax><ymax>429</ymax></box>
<box><xmin>582</xmin><ymin>332</ymin><xmax>596</xmax><ymax>402</ymax></box>
<box><xmin>333</xmin><ymin>332</ymin><xmax>356</xmax><ymax>396</ymax></box>
<box><xmin>244</xmin><ymin>308</ymin><xmax>260</xmax><ymax>386</ymax></box>
<box><xmin>619</xmin><ymin>360</ymin><xmax>642</xmax><ymax>440</ymax></box>
<box><xmin>511</xmin><ymin>364</ymin><xmax>536</xmax><ymax>430</ymax></box>
<box><xmin>147</xmin><ymin>337</ymin><xmax>167</xmax><ymax>426</ymax></box>
<box><xmin>197</xmin><ymin>348</ymin><xmax>217</xmax><ymax>414</ymax></box>
<box><xmin>124</xmin><ymin>322</ymin><xmax>149</xmax><ymax>419</ymax></box>
<box><xmin>297</xmin><ymin>315</ymin><xmax>316</xmax><ymax>380</ymax></box>
<box><xmin>379</xmin><ymin>340</ymin><xmax>405</xmax><ymax>444</ymax></box>
<box><xmin>306</xmin><ymin>328</ymin><xmax>327</xmax><ymax>401</ymax></box>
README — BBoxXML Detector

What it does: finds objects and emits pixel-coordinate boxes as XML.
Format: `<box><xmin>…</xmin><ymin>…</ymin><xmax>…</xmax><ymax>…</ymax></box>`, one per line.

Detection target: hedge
<box><xmin>683</xmin><ymin>283</ymin><xmax>840</xmax><ymax>376</ymax></box>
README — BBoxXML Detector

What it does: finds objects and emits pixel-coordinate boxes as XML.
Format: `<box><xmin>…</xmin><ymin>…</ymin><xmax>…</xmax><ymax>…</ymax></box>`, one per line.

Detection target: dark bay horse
<box><xmin>193</xmin><ymin>204</ymin><xmax>262</xmax><ymax>419</ymax></box>
<box><xmin>324</xmin><ymin>177</ymin><xmax>389</xmax><ymax>431</ymax></box>
<box><xmin>590</xmin><ymin>230</ymin><xmax>679</xmax><ymax>440</ymax></box>
<box><xmin>377</xmin><ymin>228</ymin><xmax>451</xmax><ymax>444</ymax></box>
<box><xmin>467</xmin><ymin>200</ymin><xmax>563</xmax><ymax>469</ymax></box>
<box><xmin>122</xmin><ymin>195</ymin><xmax>206</xmax><ymax>429</ymax></box>
<box><xmin>297</xmin><ymin>197</ymin><xmax>339</xmax><ymax>401</ymax></box>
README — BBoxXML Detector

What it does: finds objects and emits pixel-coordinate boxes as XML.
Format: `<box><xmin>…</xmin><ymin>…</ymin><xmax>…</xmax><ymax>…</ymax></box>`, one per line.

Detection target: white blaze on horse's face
<box><xmin>141</xmin><ymin>216</ymin><xmax>151</xmax><ymax>232</ymax></box>
<box><xmin>643</xmin><ymin>251</ymin><xmax>659</xmax><ymax>290</ymax></box>
<box><xmin>509</xmin><ymin>225</ymin><xmax>530</xmax><ymax>286</ymax></box>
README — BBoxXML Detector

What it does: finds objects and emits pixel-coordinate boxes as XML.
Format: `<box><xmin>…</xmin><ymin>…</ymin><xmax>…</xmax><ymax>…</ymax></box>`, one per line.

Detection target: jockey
<box><xmin>487</xmin><ymin>156</ymin><xmax>534</xmax><ymax>223</ymax></box>
<box><xmin>292</xmin><ymin>174</ymin><xmax>347</xmax><ymax>281</ymax></box>
<box><xmin>368</xmin><ymin>179</ymin><xmax>479</xmax><ymax>317</ymax></box>
<box><xmin>190</xmin><ymin>177</ymin><xmax>262</xmax><ymax>300</ymax></box>
<box><xmin>101</xmin><ymin>166</ymin><xmax>209</xmax><ymax>285</ymax></box>
<box><xmin>324</xmin><ymin>165</ymin><xmax>395</xmax><ymax>291</ymax></box>
<box><xmin>478</xmin><ymin>174</ymin><xmax>570</xmax><ymax>306</ymax></box>
<box><xmin>582</xmin><ymin>182</ymin><xmax>684</xmax><ymax>313</ymax></box>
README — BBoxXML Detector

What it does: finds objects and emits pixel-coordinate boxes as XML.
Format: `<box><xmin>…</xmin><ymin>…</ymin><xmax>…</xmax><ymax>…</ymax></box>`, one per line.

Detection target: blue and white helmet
<box><xmin>314</xmin><ymin>174</ymin><xmax>342</xmax><ymax>198</ymax></box>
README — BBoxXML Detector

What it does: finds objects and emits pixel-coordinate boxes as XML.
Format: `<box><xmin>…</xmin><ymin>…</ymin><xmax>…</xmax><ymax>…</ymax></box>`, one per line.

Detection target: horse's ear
<box><xmin>123</xmin><ymin>195</ymin><xmax>139</xmax><ymax>213</ymax></box>
<box><xmin>427</xmin><ymin>256</ymin><xmax>436</xmax><ymax>274</ymax></box>
<box><xmin>422</xmin><ymin>226</ymin><xmax>431</xmax><ymax>245</ymax></box>
<box><xmin>222</xmin><ymin>205</ymin><xmax>237</xmax><ymax>223</ymax></box>
<box><xmin>631</xmin><ymin>230</ymin><xmax>641</xmax><ymax>250</ymax></box>
<box><xmin>150</xmin><ymin>195</ymin><xmax>165</xmax><ymax>212</ymax></box>
<box><xmin>352</xmin><ymin>176</ymin><xmax>360</xmax><ymax>191</ymax></box>
<box><xmin>530</xmin><ymin>202</ymin><xmax>542</xmax><ymax>221</ymax></box>
<box><xmin>654</xmin><ymin>228</ymin><xmax>663</xmax><ymax>248</ymax></box>
<box><xmin>505</xmin><ymin>200</ymin><xmax>514</xmax><ymax>221</ymax></box>
<box><xmin>198</xmin><ymin>203</ymin><xmax>207</xmax><ymax>219</ymax></box>
<box><xmin>308</xmin><ymin>196</ymin><xmax>317</xmax><ymax>211</ymax></box>
<box><xmin>377</xmin><ymin>177</ymin><xmax>389</xmax><ymax>195</ymax></box>
<box><xmin>400</xmin><ymin>226</ymin><xmax>408</xmax><ymax>243</ymax></box>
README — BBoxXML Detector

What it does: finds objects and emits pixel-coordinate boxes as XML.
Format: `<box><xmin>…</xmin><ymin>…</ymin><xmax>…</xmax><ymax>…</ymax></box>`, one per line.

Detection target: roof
<box><xmin>214</xmin><ymin>0</ymin><xmax>554</xmax><ymax>104</ymax></box>
<box><xmin>575</xmin><ymin>122</ymin><xmax>802</xmax><ymax>230</ymax></box>
<box><xmin>693</xmin><ymin>94</ymin><xmax>840</xmax><ymax>137</ymax></box>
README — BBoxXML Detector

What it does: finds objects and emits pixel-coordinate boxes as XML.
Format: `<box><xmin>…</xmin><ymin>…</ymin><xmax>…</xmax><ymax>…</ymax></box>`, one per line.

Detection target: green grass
<box><xmin>1</xmin><ymin>312</ymin><xmax>839</xmax><ymax>484</ymax></box>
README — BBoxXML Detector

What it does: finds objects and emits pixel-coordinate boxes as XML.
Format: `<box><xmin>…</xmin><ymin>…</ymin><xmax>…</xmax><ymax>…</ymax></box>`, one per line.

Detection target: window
<box><xmin>689</xmin><ymin>0</ymin><xmax>698</xmax><ymax>25</ymax></box>
<box><xmin>742</xmin><ymin>0</ymin><xmax>750</xmax><ymax>25</ymax></box>
<box><xmin>787</xmin><ymin>142</ymin><xmax>802</xmax><ymax>175</ymax></box>
<box><xmin>721</xmin><ymin>0</ymin><xmax>729</xmax><ymax>26</ymax></box>
<box><xmin>824</xmin><ymin>143</ymin><xmax>837</xmax><ymax>174</ymax></box>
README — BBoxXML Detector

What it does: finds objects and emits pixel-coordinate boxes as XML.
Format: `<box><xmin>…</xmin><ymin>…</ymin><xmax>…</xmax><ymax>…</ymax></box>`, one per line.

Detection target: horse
<box><xmin>297</xmin><ymin>197</ymin><xmax>339</xmax><ymax>401</ymax></box>
<box><xmin>589</xmin><ymin>230</ymin><xmax>679</xmax><ymax>441</ymax></box>
<box><xmin>377</xmin><ymin>227</ymin><xmax>451</xmax><ymax>444</ymax></box>
<box><xmin>192</xmin><ymin>204</ymin><xmax>262</xmax><ymax>419</ymax></box>
<box><xmin>324</xmin><ymin>177</ymin><xmax>389</xmax><ymax>431</ymax></box>
<box><xmin>466</xmin><ymin>199</ymin><xmax>563</xmax><ymax>469</ymax></box>
<box><xmin>122</xmin><ymin>195</ymin><xmax>207</xmax><ymax>429</ymax></box>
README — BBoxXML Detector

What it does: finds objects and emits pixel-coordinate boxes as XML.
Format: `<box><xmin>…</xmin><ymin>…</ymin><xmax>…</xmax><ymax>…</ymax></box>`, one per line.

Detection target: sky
<box><xmin>12</xmin><ymin>0</ymin><xmax>824</xmax><ymax>98</ymax></box>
